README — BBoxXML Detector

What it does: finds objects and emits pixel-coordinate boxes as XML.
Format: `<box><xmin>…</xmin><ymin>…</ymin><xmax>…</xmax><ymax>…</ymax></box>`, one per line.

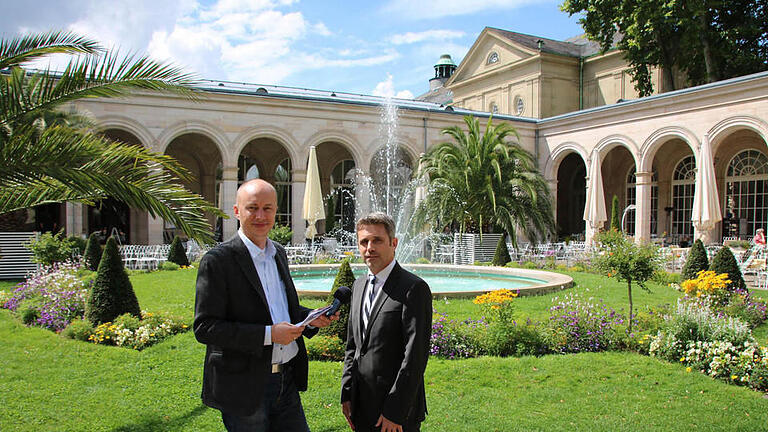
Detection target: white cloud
<box><xmin>372</xmin><ymin>74</ymin><xmax>414</xmax><ymax>99</ymax></box>
<box><xmin>389</xmin><ymin>30</ymin><xmax>465</xmax><ymax>45</ymax></box>
<box><xmin>383</xmin><ymin>0</ymin><xmax>548</xmax><ymax>20</ymax></box>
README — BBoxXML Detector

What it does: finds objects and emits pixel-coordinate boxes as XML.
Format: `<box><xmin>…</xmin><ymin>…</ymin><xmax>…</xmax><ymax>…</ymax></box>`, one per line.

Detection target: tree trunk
<box><xmin>698</xmin><ymin>14</ymin><xmax>719</xmax><ymax>83</ymax></box>
<box><xmin>655</xmin><ymin>32</ymin><xmax>678</xmax><ymax>91</ymax></box>
<box><xmin>627</xmin><ymin>279</ymin><xmax>634</xmax><ymax>332</ymax></box>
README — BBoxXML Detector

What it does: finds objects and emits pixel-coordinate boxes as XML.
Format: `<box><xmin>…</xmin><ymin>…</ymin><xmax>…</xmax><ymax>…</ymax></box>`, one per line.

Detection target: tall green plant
<box><xmin>710</xmin><ymin>246</ymin><xmax>746</xmax><ymax>292</ymax></box>
<box><xmin>682</xmin><ymin>239</ymin><xmax>709</xmax><ymax>281</ymax></box>
<box><xmin>26</xmin><ymin>231</ymin><xmax>82</xmax><ymax>265</ymax></box>
<box><xmin>167</xmin><ymin>235</ymin><xmax>189</xmax><ymax>267</ymax></box>
<box><xmin>592</xmin><ymin>230</ymin><xmax>661</xmax><ymax>331</ymax></box>
<box><xmin>0</xmin><ymin>30</ymin><xmax>224</xmax><ymax>244</ymax></box>
<box><xmin>83</xmin><ymin>232</ymin><xmax>102</xmax><ymax>271</ymax></box>
<box><xmin>325</xmin><ymin>192</ymin><xmax>336</xmax><ymax>234</ymax></box>
<box><xmin>85</xmin><ymin>237</ymin><xmax>140</xmax><ymax>324</ymax></box>
<box><xmin>492</xmin><ymin>235</ymin><xmax>511</xmax><ymax>266</ymax></box>
<box><xmin>416</xmin><ymin>115</ymin><xmax>555</xmax><ymax>246</ymax></box>
<box><xmin>610</xmin><ymin>195</ymin><xmax>621</xmax><ymax>231</ymax></box>
<box><xmin>320</xmin><ymin>259</ymin><xmax>357</xmax><ymax>342</ymax></box>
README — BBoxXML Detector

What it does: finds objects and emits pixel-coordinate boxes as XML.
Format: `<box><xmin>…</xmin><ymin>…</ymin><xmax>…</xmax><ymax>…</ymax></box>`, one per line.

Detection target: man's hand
<box><xmin>341</xmin><ymin>401</ymin><xmax>354</xmax><ymax>430</ymax></box>
<box><xmin>309</xmin><ymin>310</ymin><xmax>340</xmax><ymax>328</ymax></box>
<box><xmin>375</xmin><ymin>415</ymin><xmax>402</xmax><ymax>432</ymax></box>
<box><xmin>271</xmin><ymin>322</ymin><xmax>304</xmax><ymax>345</ymax></box>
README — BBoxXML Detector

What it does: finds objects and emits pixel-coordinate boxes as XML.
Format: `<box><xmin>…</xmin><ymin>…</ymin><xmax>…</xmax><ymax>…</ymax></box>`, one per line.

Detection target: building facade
<box><xmin>25</xmin><ymin>27</ymin><xmax>768</xmax><ymax>246</ymax></box>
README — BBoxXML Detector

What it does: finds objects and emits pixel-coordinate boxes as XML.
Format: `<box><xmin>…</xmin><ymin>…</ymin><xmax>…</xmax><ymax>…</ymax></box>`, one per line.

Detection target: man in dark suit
<box><xmin>341</xmin><ymin>212</ymin><xmax>432</xmax><ymax>432</ymax></box>
<box><xmin>195</xmin><ymin>179</ymin><xmax>336</xmax><ymax>432</ymax></box>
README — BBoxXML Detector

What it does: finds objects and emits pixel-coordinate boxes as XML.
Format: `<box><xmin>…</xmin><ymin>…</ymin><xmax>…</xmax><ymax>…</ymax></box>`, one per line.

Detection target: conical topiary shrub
<box><xmin>710</xmin><ymin>246</ymin><xmax>746</xmax><ymax>292</ymax></box>
<box><xmin>85</xmin><ymin>237</ymin><xmax>141</xmax><ymax>325</ymax></box>
<box><xmin>83</xmin><ymin>232</ymin><xmax>102</xmax><ymax>271</ymax></box>
<box><xmin>610</xmin><ymin>195</ymin><xmax>621</xmax><ymax>231</ymax></box>
<box><xmin>681</xmin><ymin>239</ymin><xmax>709</xmax><ymax>281</ymax></box>
<box><xmin>319</xmin><ymin>259</ymin><xmax>357</xmax><ymax>341</ymax></box>
<box><xmin>167</xmin><ymin>235</ymin><xmax>189</xmax><ymax>267</ymax></box>
<box><xmin>492</xmin><ymin>235</ymin><xmax>511</xmax><ymax>266</ymax></box>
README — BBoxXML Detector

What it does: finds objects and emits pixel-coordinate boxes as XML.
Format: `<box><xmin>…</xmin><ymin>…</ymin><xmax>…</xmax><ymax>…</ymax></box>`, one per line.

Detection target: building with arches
<box><xmin>22</xmin><ymin>27</ymin><xmax>768</xmax><ymax>246</ymax></box>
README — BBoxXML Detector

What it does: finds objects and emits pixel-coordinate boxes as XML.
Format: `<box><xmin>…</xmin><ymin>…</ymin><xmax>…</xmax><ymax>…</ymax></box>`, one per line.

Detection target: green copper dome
<box><xmin>435</xmin><ymin>54</ymin><xmax>456</xmax><ymax>67</ymax></box>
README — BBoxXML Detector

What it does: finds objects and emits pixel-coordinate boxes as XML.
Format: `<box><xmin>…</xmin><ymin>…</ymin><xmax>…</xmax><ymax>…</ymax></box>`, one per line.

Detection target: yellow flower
<box><xmin>686</xmin><ymin>367</ymin><xmax>692</xmax><ymax>373</ymax></box>
<box><xmin>680</xmin><ymin>357</ymin><xmax>686</xmax><ymax>362</ymax></box>
<box><xmin>731</xmin><ymin>375</ymin><xmax>738</xmax><ymax>380</ymax></box>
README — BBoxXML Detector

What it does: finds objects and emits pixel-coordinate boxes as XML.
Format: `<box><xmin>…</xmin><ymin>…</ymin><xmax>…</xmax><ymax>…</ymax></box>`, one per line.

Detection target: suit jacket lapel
<box><xmin>231</xmin><ymin>235</ymin><xmax>270</xmax><ymax>313</ymax></box>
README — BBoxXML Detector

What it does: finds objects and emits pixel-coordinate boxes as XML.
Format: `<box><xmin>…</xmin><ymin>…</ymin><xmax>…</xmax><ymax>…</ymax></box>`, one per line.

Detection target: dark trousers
<box><xmin>221</xmin><ymin>367</ymin><xmax>309</xmax><ymax>432</ymax></box>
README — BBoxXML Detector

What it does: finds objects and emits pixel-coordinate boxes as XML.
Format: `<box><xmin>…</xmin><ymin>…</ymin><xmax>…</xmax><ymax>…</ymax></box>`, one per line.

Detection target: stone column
<box><xmin>291</xmin><ymin>169</ymin><xmax>306</xmax><ymax>244</ymax></box>
<box><xmin>221</xmin><ymin>166</ymin><xmax>239</xmax><ymax>240</ymax></box>
<box><xmin>65</xmin><ymin>202</ymin><xmax>84</xmax><ymax>237</ymax></box>
<box><xmin>634</xmin><ymin>171</ymin><xmax>653</xmax><ymax>244</ymax></box>
<box><xmin>547</xmin><ymin>179</ymin><xmax>558</xmax><ymax>240</ymax></box>
<box><xmin>147</xmin><ymin>215</ymin><xmax>163</xmax><ymax>244</ymax></box>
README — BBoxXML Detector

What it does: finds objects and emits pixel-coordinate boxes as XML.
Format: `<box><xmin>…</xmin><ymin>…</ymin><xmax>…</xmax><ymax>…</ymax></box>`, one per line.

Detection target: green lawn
<box><xmin>2</xmin><ymin>269</ymin><xmax>768</xmax><ymax>431</ymax></box>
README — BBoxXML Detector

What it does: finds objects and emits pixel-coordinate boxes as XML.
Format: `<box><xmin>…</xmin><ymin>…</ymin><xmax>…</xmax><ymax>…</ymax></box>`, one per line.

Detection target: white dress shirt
<box><xmin>365</xmin><ymin>258</ymin><xmax>397</xmax><ymax>311</ymax></box>
<box><xmin>238</xmin><ymin>229</ymin><xmax>298</xmax><ymax>365</ymax></box>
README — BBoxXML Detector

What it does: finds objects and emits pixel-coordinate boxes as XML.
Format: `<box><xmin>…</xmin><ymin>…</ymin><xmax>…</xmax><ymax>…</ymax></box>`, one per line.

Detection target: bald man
<box><xmin>195</xmin><ymin>179</ymin><xmax>336</xmax><ymax>432</ymax></box>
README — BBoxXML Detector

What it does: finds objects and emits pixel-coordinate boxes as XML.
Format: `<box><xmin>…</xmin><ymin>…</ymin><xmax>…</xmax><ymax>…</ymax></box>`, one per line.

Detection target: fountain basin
<box><xmin>290</xmin><ymin>264</ymin><xmax>573</xmax><ymax>297</ymax></box>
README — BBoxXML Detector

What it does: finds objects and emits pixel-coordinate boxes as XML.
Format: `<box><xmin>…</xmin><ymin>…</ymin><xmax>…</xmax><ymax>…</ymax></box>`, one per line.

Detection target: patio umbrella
<box><xmin>583</xmin><ymin>152</ymin><xmax>607</xmax><ymax>230</ymax></box>
<box><xmin>302</xmin><ymin>145</ymin><xmax>325</xmax><ymax>239</ymax></box>
<box><xmin>691</xmin><ymin>135</ymin><xmax>722</xmax><ymax>235</ymax></box>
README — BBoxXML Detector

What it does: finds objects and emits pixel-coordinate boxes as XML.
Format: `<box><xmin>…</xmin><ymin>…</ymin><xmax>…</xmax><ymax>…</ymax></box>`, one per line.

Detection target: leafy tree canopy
<box><xmin>561</xmin><ymin>0</ymin><xmax>768</xmax><ymax>96</ymax></box>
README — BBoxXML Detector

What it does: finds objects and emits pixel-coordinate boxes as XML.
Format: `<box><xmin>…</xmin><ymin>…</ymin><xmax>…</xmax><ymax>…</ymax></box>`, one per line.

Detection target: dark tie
<box><xmin>362</xmin><ymin>274</ymin><xmax>377</xmax><ymax>331</ymax></box>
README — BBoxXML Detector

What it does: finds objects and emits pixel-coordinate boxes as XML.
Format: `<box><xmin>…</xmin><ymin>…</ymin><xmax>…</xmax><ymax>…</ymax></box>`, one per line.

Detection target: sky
<box><xmin>2</xmin><ymin>0</ymin><xmax>584</xmax><ymax>99</ymax></box>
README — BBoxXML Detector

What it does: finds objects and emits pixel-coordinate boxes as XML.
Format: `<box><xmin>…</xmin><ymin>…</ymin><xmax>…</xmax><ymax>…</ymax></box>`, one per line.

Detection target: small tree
<box><xmin>492</xmin><ymin>234</ymin><xmax>511</xmax><ymax>266</ymax></box>
<box><xmin>83</xmin><ymin>232</ymin><xmax>102</xmax><ymax>271</ymax></box>
<box><xmin>268</xmin><ymin>225</ymin><xmax>293</xmax><ymax>245</ymax></box>
<box><xmin>593</xmin><ymin>230</ymin><xmax>661</xmax><ymax>331</ymax></box>
<box><xmin>85</xmin><ymin>237</ymin><xmax>141</xmax><ymax>324</ymax></box>
<box><xmin>26</xmin><ymin>231</ymin><xmax>82</xmax><ymax>265</ymax></box>
<box><xmin>681</xmin><ymin>239</ymin><xmax>709</xmax><ymax>281</ymax></box>
<box><xmin>320</xmin><ymin>259</ymin><xmax>356</xmax><ymax>341</ymax></box>
<box><xmin>710</xmin><ymin>246</ymin><xmax>747</xmax><ymax>292</ymax></box>
<box><xmin>167</xmin><ymin>235</ymin><xmax>189</xmax><ymax>267</ymax></box>
<box><xmin>610</xmin><ymin>195</ymin><xmax>621</xmax><ymax>231</ymax></box>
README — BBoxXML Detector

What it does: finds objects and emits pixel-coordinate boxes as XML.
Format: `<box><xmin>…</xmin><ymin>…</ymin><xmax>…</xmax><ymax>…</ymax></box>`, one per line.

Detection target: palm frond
<box><xmin>0</xmin><ymin>30</ymin><xmax>100</xmax><ymax>70</ymax></box>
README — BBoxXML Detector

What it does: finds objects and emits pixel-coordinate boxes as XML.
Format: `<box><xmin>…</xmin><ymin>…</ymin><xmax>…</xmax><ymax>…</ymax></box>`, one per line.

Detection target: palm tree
<box><xmin>0</xmin><ymin>31</ymin><xmax>224</xmax><ymax>244</ymax></box>
<box><xmin>416</xmin><ymin>115</ymin><xmax>554</xmax><ymax>246</ymax></box>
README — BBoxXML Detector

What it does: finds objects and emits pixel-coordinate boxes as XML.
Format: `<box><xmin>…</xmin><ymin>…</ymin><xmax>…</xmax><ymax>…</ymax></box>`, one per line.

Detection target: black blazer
<box><xmin>341</xmin><ymin>262</ymin><xmax>432</xmax><ymax>429</ymax></box>
<box><xmin>194</xmin><ymin>235</ymin><xmax>316</xmax><ymax>416</ymax></box>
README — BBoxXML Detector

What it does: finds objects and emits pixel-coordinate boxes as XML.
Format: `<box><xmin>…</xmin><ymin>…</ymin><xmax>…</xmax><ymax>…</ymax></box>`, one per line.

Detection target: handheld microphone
<box><xmin>325</xmin><ymin>286</ymin><xmax>352</xmax><ymax>317</ymax></box>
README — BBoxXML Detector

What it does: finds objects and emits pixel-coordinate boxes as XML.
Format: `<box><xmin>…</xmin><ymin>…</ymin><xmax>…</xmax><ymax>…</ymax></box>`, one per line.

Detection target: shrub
<box><xmin>679</xmin><ymin>340</ymin><xmax>768</xmax><ymax>392</ymax></box>
<box><xmin>610</xmin><ymin>195</ymin><xmax>620</xmax><ymax>231</ymax></box>
<box><xmin>649</xmin><ymin>298</ymin><xmax>753</xmax><ymax>362</ymax></box>
<box><xmin>491</xmin><ymin>235</ymin><xmax>511</xmax><ymax>266</ymax></box>
<box><xmin>681</xmin><ymin>239</ymin><xmax>709</xmax><ymax>281</ymax></box>
<box><xmin>319</xmin><ymin>259</ymin><xmax>356</xmax><ymax>341</ymax></box>
<box><xmin>709</xmin><ymin>246</ymin><xmax>746</xmax><ymax>292</ymax></box>
<box><xmin>429</xmin><ymin>314</ymin><xmax>481</xmax><ymax>359</ymax></box>
<box><xmin>85</xmin><ymin>237</ymin><xmax>141</xmax><ymax>325</ymax></box>
<box><xmin>2</xmin><ymin>262</ymin><xmax>88</xmax><ymax>331</ymax></box>
<box><xmin>547</xmin><ymin>292</ymin><xmax>625</xmax><ymax>353</ymax></box>
<box><xmin>484</xmin><ymin>319</ymin><xmax>549</xmax><ymax>357</ymax></box>
<box><xmin>62</xmin><ymin>318</ymin><xmax>94</xmax><ymax>341</ymax></box>
<box><xmin>651</xmin><ymin>270</ymin><xmax>680</xmax><ymax>286</ymax></box>
<box><xmin>167</xmin><ymin>236</ymin><xmax>189</xmax><ymax>267</ymax></box>
<box><xmin>724</xmin><ymin>239</ymin><xmax>751</xmax><ymax>250</ymax></box>
<box><xmin>88</xmin><ymin>311</ymin><xmax>189</xmax><ymax>350</ymax></box>
<box><xmin>723</xmin><ymin>290</ymin><xmax>768</xmax><ymax>328</ymax></box>
<box><xmin>473</xmin><ymin>289</ymin><xmax>517</xmax><ymax>324</ymax></box>
<box><xmin>268</xmin><ymin>225</ymin><xmax>293</xmax><ymax>246</ymax></box>
<box><xmin>83</xmin><ymin>232</ymin><xmax>102</xmax><ymax>271</ymax></box>
<box><xmin>161</xmin><ymin>261</ymin><xmax>180</xmax><ymax>271</ymax></box>
<box><xmin>26</xmin><ymin>231</ymin><xmax>83</xmax><ymax>266</ymax></box>
<box><xmin>305</xmin><ymin>335</ymin><xmax>346</xmax><ymax>361</ymax></box>
<box><xmin>679</xmin><ymin>270</ymin><xmax>732</xmax><ymax>306</ymax></box>
<box><xmin>414</xmin><ymin>257</ymin><xmax>430</xmax><ymax>264</ymax></box>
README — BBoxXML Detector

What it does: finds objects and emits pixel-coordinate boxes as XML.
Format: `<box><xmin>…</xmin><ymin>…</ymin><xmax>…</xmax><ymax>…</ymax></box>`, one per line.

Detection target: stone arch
<box><xmin>639</xmin><ymin>126</ymin><xmax>699</xmax><ymax>172</ymax></box>
<box><xmin>156</xmin><ymin>120</ymin><xmax>231</xmax><ymax>165</ymax></box>
<box><xmin>232</xmin><ymin>126</ymin><xmax>301</xmax><ymax>171</ymax></box>
<box><xmin>304</xmin><ymin>130</ymin><xmax>364</xmax><ymax>170</ymax></box>
<box><xmin>544</xmin><ymin>142</ymin><xmax>589</xmax><ymax>181</ymax></box>
<box><xmin>595</xmin><ymin>134</ymin><xmax>640</xmax><ymax>166</ymax></box>
<box><xmin>364</xmin><ymin>137</ymin><xmax>419</xmax><ymax>172</ymax></box>
<box><xmin>94</xmin><ymin>115</ymin><xmax>155</xmax><ymax>148</ymax></box>
<box><xmin>708</xmin><ymin>115</ymin><xmax>768</xmax><ymax>152</ymax></box>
